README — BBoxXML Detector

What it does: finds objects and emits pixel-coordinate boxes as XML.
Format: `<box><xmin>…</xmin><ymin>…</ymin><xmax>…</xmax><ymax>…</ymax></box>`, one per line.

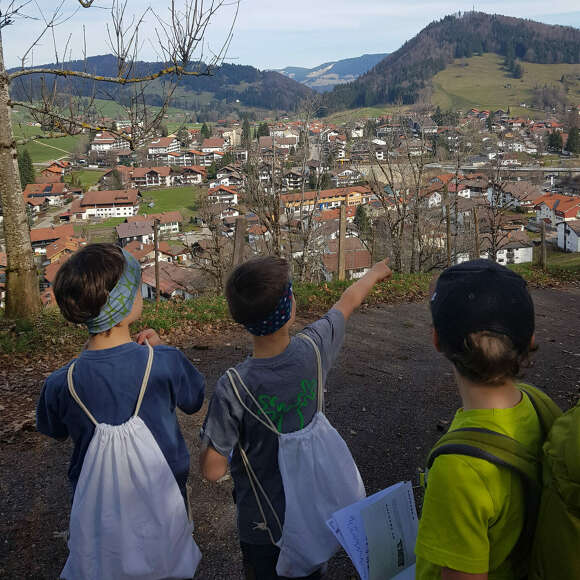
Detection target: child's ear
<box><xmin>432</xmin><ymin>328</ymin><xmax>441</xmax><ymax>352</ymax></box>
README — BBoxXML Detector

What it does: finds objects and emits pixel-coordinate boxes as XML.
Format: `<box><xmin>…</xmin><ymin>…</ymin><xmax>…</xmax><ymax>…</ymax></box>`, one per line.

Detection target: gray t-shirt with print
<box><xmin>200</xmin><ymin>309</ymin><xmax>346</xmax><ymax>544</ymax></box>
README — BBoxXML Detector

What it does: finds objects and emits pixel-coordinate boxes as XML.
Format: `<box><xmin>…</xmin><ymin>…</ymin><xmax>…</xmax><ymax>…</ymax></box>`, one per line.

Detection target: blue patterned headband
<box><xmin>244</xmin><ymin>282</ymin><xmax>293</xmax><ymax>336</ymax></box>
<box><xmin>85</xmin><ymin>249</ymin><xmax>141</xmax><ymax>334</ymax></box>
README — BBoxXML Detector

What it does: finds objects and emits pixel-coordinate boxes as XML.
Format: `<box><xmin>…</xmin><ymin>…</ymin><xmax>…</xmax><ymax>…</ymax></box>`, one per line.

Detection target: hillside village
<box><xmin>1</xmin><ymin>104</ymin><xmax>580</xmax><ymax>308</ymax></box>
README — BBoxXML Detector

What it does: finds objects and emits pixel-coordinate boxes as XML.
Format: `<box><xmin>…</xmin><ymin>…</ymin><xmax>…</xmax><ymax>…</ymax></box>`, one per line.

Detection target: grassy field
<box><xmin>64</xmin><ymin>169</ymin><xmax>106</xmax><ymax>191</ymax></box>
<box><xmin>325</xmin><ymin>105</ymin><xmax>408</xmax><ymax>124</ymax></box>
<box><xmin>139</xmin><ymin>186</ymin><xmax>199</xmax><ymax>221</ymax></box>
<box><xmin>18</xmin><ymin>135</ymin><xmax>86</xmax><ymax>164</ymax></box>
<box><xmin>12</xmin><ymin>123</ymin><xmax>43</xmax><ymax>139</ymax></box>
<box><xmin>432</xmin><ymin>53</ymin><xmax>580</xmax><ymax>116</ymax></box>
<box><xmin>545</xmin><ymin>248</ymin><xmax>580</xmax><ymax>270</ymax></box>
<box><xmin>73</xmin><ymin>218</ymin><xmax>126</xmax><ymax>243</ymax></box>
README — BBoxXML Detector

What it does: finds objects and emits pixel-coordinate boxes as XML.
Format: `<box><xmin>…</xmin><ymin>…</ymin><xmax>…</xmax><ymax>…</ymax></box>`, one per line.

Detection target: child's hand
<box><xmin>135</xmin><ymin>328</ymin><xmax>163</xmax><ymax>346</ymax></box>
<box><xmin>371</xmin><ymin>258</ymin><xmax>393</xmax><ymax>283</ymax></box>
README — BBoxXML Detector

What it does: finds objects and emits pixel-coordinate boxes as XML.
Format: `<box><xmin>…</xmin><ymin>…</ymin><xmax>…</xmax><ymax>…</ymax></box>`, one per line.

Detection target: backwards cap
<box><xmin>430</xmin><ymin>259</ymin><xmax>534</xmax><ymax>354</ymax></box>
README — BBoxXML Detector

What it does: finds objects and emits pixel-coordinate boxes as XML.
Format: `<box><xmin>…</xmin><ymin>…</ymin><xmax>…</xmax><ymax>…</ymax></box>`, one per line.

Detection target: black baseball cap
<box><xmin>430</xmin><ymin>259</ymin><xmax>534</xmax><ymax>354</ymax></box>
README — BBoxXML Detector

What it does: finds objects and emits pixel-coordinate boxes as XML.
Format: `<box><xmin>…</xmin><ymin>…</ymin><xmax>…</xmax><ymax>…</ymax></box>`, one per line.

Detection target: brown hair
<box><xmin>442</xmin><ymin>330</ymin><xmax>531</xmax><ymax>386</ymax></box>
<box><xmin>225</xmin><ymin>257</ymin><xmax>290</xmax><ymax>325</ymax></box>
<box><xmin>54</xmin><ymin>243</ymin><xmax>125</xmax><ymax>326</ymax></box>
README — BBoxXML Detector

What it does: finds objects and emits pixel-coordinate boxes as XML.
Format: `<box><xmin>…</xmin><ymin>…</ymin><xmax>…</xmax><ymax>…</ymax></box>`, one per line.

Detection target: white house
<box><xmin>201</xmin><ymin>138</ymin><xmax>226</xmax><ymax>153</ymax></box>
<box><xmin>487</xmin><ymin>239</ymin><xmax>534</xmax><ymax>265</ymax></box>
<box><xmin>91</xmin><ymin>131</ymin><xmax>130</xmax><ymax>152</ymax></box>
<box><xmin>208</xmin><ymin>185</ymin><xmax>238</xmax><ymax>206</ymax></box>
<box><xmin>116</xmin><ymin>221</ymin><xmax>154</xmax><ymax>247</ymax></box>
<box><xmin>79</xmin><ymin>189</ymin><xmax>140</xmax><ymax>219</ymax></box>
<box><xmin>130</xmin><ymin>167</ymin><xmax>175</xmax><ymax>189</ymax></box>
<box><xmin>180</xmin><ymin>166</ymin><xmax>206</xmax><ymax>185</ymax></box>
<box><xmin>557</xmin><ymin>220</ymin><xmax>580</xmax><ymax>252</ymax></box>
<box><xmin>126</xmin><ymin>211</ymin><xmax>183</xmax><ymax>237</ymax></box>
<box><xmin>147</xmin><ymin>137</ymin><xmax>180</xmax><ymax>158</ymax></box>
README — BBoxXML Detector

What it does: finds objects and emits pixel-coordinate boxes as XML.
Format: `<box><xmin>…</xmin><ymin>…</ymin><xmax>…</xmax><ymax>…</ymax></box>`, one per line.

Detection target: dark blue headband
<box><xmin>244</xmin><ymin>282</ymin><xmax>293</xmax><ymax>336</ymax></box>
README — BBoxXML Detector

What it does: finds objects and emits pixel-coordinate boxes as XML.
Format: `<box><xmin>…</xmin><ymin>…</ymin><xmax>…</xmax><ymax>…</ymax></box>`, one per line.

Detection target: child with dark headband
<box><xmin>200</xmin><ymin>256</ymin><xmax>392</xmax><ymax>580</ymax></box>
<box><xmin>36</xmin><ymin>243</ymin><xmax>205</xmax><ymax>578</ymax></box>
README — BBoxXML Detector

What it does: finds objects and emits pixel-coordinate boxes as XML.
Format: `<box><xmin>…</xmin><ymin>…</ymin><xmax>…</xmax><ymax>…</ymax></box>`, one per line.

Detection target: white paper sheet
<box><xmin>327</xmin><ymin>481</ymin><xmax>418</xmax><ymax>580</ymax></box>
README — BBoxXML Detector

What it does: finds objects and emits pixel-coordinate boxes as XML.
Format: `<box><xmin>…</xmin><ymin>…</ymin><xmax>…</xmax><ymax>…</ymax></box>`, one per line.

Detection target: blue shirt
<box><xmin>36</xmin><ymin>342</ymin><xmax>205</xmax><ymax>499</ymax></box>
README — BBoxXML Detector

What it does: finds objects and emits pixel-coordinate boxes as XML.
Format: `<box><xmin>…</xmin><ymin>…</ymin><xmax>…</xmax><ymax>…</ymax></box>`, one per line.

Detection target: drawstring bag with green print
<box><xmin>226</xmin><ymin>333</ymin><xmax>366</xmax><ymax>578</ymax></box>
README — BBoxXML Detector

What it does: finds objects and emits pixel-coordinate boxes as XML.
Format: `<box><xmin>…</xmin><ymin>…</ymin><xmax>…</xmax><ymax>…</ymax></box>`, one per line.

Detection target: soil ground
<box><xmin>1</xmin><ymin>287</ymin><xmax>579</xmax><ymax>579</ymax></box>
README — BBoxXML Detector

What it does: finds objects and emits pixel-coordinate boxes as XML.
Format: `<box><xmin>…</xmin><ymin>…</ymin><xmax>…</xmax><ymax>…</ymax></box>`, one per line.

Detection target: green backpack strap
<box><xmin>427</xmin><ymin>427</ymin><xmax>541</xmax><ymax>484</ymax></box>
<box><xmin>517</xmin><ymin>384</ymin><xmax>562</xmax><ymax>437</ymax></box>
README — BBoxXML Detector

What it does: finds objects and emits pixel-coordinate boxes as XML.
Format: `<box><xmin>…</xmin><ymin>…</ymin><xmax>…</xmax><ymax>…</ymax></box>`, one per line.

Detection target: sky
<box><xmin>2</xmin><ymin>0</ymin><xmax>580</xmax><ymax>71</ymax></box>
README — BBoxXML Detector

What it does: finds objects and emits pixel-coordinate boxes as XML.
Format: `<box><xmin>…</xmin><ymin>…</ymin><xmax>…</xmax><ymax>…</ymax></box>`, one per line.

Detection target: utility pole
<box><xmin>540</xmin><ymin>220</ymin><xmax>547</xmax><ymax>271</ymax></box>
<box><xmin>232</xmin><ymin>215</ymin><xmax>247</xmax><ymax>268</ymax></box>
<box><xmin>153</xmin><ymin>219</ymin><xmax>160</xmax><ymax>306</ymax></box>
<box><xmin>338</xmin><ymin>203</ymin><xmax>347</xmax><ymax>281</ymax></box>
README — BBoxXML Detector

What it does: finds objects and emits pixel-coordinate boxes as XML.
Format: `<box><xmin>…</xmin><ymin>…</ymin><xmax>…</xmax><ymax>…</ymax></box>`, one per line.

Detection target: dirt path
<box><xmin>1</xmin><ymin>287</ymin><xmax>579</xmax><ymax>579</ymax></box>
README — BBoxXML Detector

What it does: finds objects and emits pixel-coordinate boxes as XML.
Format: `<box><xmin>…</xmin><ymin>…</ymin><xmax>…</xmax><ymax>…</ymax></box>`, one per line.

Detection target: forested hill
<box><xmin>324</xmin><ymin>12</ymin><xmax>580</xmax><ymax>111</ymax></box>
<box><xmin>9</xmin><ymin>55</ymin><xmax>314</xmax><ymax>113</ymax></box>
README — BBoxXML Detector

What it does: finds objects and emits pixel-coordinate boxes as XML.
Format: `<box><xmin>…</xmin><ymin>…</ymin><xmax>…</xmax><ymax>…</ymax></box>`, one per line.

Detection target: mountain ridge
<box><xmin>9</xmin><ymin>55</ymin><xmax>315</xmax><ymax>115</ymax></box>
<box><xmin>324</xmin><ymin>12</ymin><xmax>580</xmax><ymax>111</ymax></box>
<box><xmin>277</xmin><ymin>53</ymin><xmax>389</xmax><ymax>92</ymax></box>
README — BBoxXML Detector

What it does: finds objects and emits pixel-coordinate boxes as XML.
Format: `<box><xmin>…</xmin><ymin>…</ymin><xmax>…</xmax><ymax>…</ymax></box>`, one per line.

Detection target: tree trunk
<box><xmin>0</xmin><ymin>31</ymin><xmax>41</xmax><ymax>319</ymax></box>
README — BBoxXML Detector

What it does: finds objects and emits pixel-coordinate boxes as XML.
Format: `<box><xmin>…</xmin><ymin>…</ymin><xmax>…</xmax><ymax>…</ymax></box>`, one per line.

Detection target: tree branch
<box><xmin>9</xmin><ymin>64</ymin><xmax>209</xmax><ymax>82</ymax></box>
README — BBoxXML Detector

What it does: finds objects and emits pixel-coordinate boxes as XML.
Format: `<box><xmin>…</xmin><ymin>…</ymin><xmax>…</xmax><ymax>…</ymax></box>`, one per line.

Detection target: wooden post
<box><xmin>540</xmin><ymin>220</ymin><xmax>547</xmax><ymax>271</ymax></box>
<box><xmin>444</xmin><ymin>185</ymin><xmax>451</xmax><ymax>267</ymax></box>
<box><xmin>232</xmin><ymin>215</ymin><xmax>247</xmax><ymax>268</ymax></box>
<box><xmin>153</xmin><ymin>219</ymin><xmax>160</xmax><ymax>306</ymax></box>
<box><xmin>473</xmin><ymin>205</ymin><xmax>480</xmax><ymax>259</ymax></box>
<box><xmin>338</xmin><ymin>203</ymin><xmax>347</xmax><ymax>281</ymax></box>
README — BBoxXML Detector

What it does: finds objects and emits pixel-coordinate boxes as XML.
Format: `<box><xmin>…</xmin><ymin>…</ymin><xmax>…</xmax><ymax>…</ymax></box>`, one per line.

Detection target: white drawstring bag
<box><xmin>61</xmin><ymin>343</ymin><xmax>202</xmax><ymax>580</ymax></box>
<box><xmin>227</xmin><ymin>333</ymin><xmax>365</xmax><ymax>578</ymax></box>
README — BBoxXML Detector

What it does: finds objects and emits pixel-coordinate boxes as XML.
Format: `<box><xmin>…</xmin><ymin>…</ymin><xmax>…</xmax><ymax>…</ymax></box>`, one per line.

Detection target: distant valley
<box><xmin>277</xmin><ymin>53</ymin><xmax>388</xmax><ymax>92</ymax></box>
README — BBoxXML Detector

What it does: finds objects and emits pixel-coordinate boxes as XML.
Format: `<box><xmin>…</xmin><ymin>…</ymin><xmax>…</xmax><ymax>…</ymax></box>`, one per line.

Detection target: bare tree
<box><xmin>243</xmin><ymin>140</ymin><xmax>285</xmax><ymax>257</ymax></box>
<box><xmin>0</xmin><ymin>0</ymin><xmax>238</xmax><ymax>319</ymax></box>
<box><xmin>364</xmin><ymin>112</ymin><xmax>432</xmax><ymax>273</ymax></box>
<box><xmin>479</xmin><ymin>157</ymin><xmax>514</xmax><ymax>262</ymax></box>
<box><xmin>288</xmin><ymin>95</ymin><xmax>326</xmax><ymax>282</ymax></box>
<box><xmin>188</xmin><ymin>191</ymin><xmax>233</xmax><ymax>292</ymax></box>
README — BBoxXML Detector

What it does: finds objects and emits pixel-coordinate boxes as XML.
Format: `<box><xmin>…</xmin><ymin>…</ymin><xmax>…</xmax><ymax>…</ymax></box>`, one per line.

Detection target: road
<box><xmin>1</xmin><ymin>286</ymin><xmax>579</xmax><ymax>578</ymax></box>
<box><xmin>33</xmin><ymin>200</ymin><xmax>73</xmax><ymax>229</ymax></box>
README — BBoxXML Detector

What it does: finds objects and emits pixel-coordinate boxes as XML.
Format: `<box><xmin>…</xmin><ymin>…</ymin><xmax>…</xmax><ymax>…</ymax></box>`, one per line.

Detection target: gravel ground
<box><xmin>1</xmin><ymin>287</ymin><xmax>579</xmax><ymax>579</ymax></box>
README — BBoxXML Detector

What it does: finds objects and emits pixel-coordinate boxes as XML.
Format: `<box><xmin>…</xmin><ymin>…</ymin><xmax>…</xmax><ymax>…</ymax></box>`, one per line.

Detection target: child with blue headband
<box><xmin>200</xmin><ymin>256</ymin><xmax>392</xmax><ymax>579</ymax></box>
<box><xmin>36</xmin><ymin>243</ymin><xmax>205</xmax><ymax>578</ymax></box>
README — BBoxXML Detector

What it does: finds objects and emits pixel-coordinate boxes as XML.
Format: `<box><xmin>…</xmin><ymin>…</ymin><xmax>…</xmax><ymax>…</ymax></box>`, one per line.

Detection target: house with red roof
<box><xmin>322</xmin><ymin>238</ymin><xmax>372</xmax><ymax>281</ymax></box>
<box><xmin>30</xmin><ymin>224</ymin><xmax>76</xmax><ymax>254</ymax></box>
<box><xmin>201</xmin><ymin>138</ymin><xmax>226</xmax><ymax>153</ymax></box>
<box><xmin>45</xmin><ymin>236</ymin><xmax>86</xmax><ymax>264</ymax></box>
<box><xmin>208</xmin><ymin>185</ymin><xmax>239</xmax><ymax>206</ymax></box>
<box><xmin>129</xmin><ymin>166</ymin><xmax>176</xmax><ymax>189</ymax></box>
<box><xmin>282</xmin><ymin>186</ymin><xmax>372</xmax><ymax>213</ymax></box>
<box><xmin>147</xmin><ymin>137</ymin><xmax>180</xmax><ymax>158</ymax></box>
<box><xmin>79</xmin><ymin>189</ymin><xmax>140</xmax><ymax>219</ymax></box>
<box><xmin>23</xmin><ymin>182</ymin><xmax>69</xmax><ymax>207</ymax></box>
<box><xmin>534</xmin><ymin>194</ymin><xmax>580</xmax><ymax>225</ymax></box>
